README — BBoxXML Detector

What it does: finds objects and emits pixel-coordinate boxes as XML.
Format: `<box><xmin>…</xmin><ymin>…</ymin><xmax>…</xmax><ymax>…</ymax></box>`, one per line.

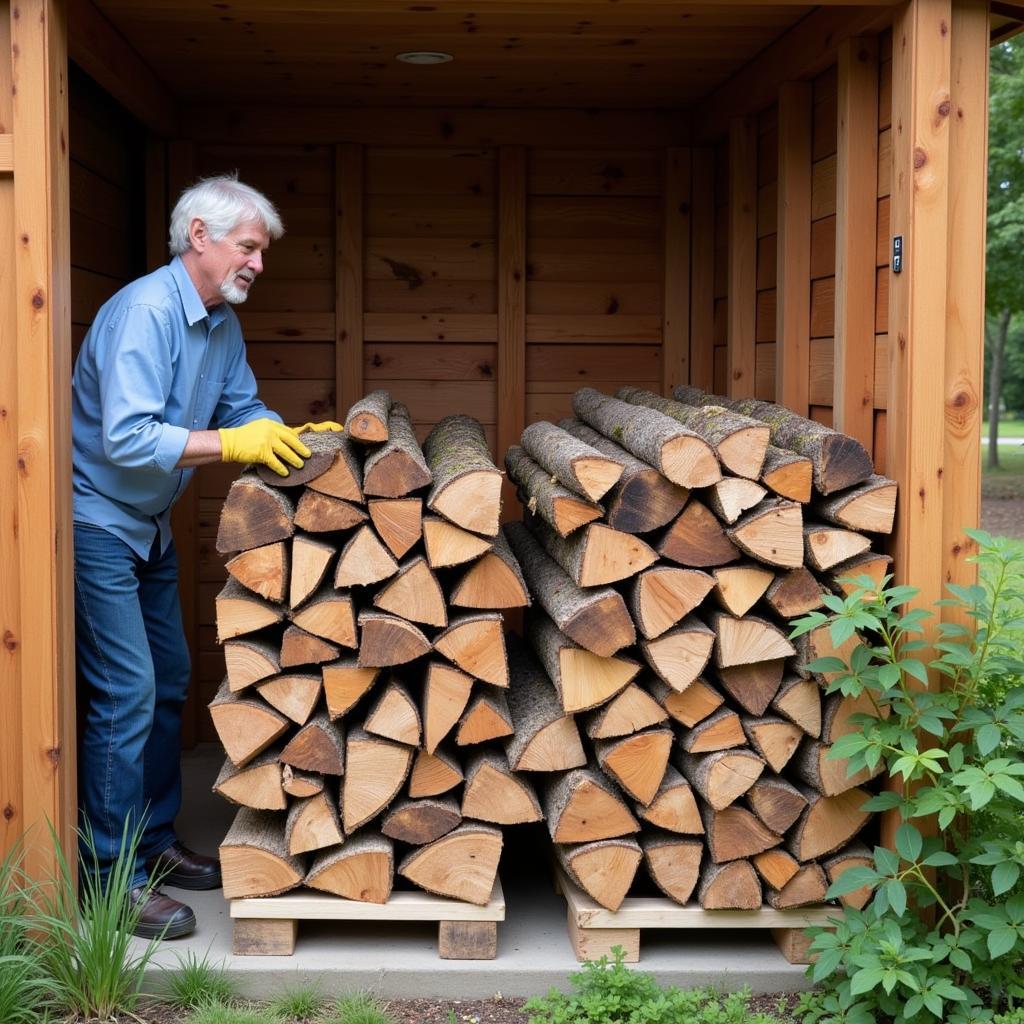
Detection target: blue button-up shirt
<box><xmin>72</xmin><ymin>256</ymin><xmax>280</xmax><ymax>558</ymax></box>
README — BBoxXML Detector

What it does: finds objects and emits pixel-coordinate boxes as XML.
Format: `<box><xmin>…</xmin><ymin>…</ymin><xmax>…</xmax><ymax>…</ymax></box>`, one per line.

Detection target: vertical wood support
<box><xmin>336</xmin><ymin>143</ymin><xmax>364</xmax><ymax>421</ymax></box>
<box><xmin>775</xmin><ymin>82</ymin><xmax>812</xmax><ymax>415</ymax></box>
<box><xmin>11</xmin><ymin>0</ymin><xmax>76</xmax><ymax>876</ymax></box>
<box><xmin>689</xmin><ymin>148</ymin><xmax>716</xmax><ymax>392</ymax></box>
<box><xmin>727</xmin><ymin>116</ymin><xmax>757</xmax><ymax>398</ymax></box>
<box><xmin>835</xmin><ymin>36</ymin><xmax>880</xmax><ymax>448</ymax></box>
<box><xmin>663</xmin><ymin>147</ymin><xmax>691</xmax><ymax>393</ymax></box>
<box><xmin>497</xmin><ymin>145</ymin><xmax>526</xmax><ymax>516</ymax></box>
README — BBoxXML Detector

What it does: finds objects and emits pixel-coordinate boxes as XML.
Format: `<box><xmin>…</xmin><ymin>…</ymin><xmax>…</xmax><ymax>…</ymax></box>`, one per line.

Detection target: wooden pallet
<box><xmin>554</xmin><ymin>865</ymin><xmax>836</xmax><ymax>965</ymax></box>
<box><xmin>229</xmin><ymin>878</ymin><xmax>505</xmax><ymax>959</ymax></box>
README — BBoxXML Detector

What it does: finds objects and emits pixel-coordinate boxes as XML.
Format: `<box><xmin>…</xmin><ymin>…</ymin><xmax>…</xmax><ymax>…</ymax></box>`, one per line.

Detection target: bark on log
<box><xmin>455</xmin><ymin>687</ymin><xmax>515</xmax><ymax>746</ymax></box>
<box><xmin>741</xmin><ymin>716</ymin><xmax>803</xmax><ymax>774</ymax></box>
<box><xmin>642</xmin><ymin>835</ymin><xmax>703</xmax><ymax>905</ymax></box>
<box><xmin>676</xmin><ymin>748</ymin><xmax>765</xmax><ymax>810</ymax></box>
<box><xmin>306</xmin><ymin>832</ymin><xmax>395</xmax><ymax>904</ymax></box>
<box><xmin>759</xmin><ymin>445</ymin><xmax>813</xmax><ymax>503</ymax></box>
<box><xmin>594</xmin><ymin>726</ymin><xmax>673</xmax><ymax>805</ymax></box>
<box><xmin>434</xmin><ymin>613</ymin><xmax>508</xmax><ymax>688</ymax></box>
<box><xmin>697</xmin><ymin>859</ymin><xmax>762</xmax><ymax>909</ymax></box>
<box><xmin>281</xmin><ymin>764</ymin><xmax>324</xmax><ymax>799</ymax></box>
<box><xmin>766</xmin><ymin>863</ymin><xmax>828</xmax><ymax>910</ymax></box>
<box><xmin>322</xmin><ymin>658</ymin><xmax>380</xmax><ymax>721</ymax></box>
<box><xmin>505</xmin><ymin>444</ymin><xmax>603</xmax><ymax>537</ymax></box>
<box><xmin>461</xmin><ymin>749</ymin><xmax>543</xmax><ymax>825</ymax></box>
<box><xmin>217</xmin><ymin>474</ymin><xmax>296</xmax><ymax>554</ymax></box>
<box><xmin>256</xmin><ymin>430</ymin><xmax>353</xmax><ymax>489</ymax></box>
<box><xmin>628</xmin><ymin>567</ymin><xmax>714</xmax><ymax>641</ymax></box>
<box><xmin>815</xmin><ymin>475</ymin><xmax>898</xmax><ymax>534</ymax></box>
<box><xmin>527</xmin><ymin>516</ymin><xmax>657</xmax><ymax>588</ymax></box>
<box><xmin>543</xmin><ymin>766</ymin><xmax>640</xmax><ymax>842</ymax></box>
<box><xmin>655</xmin><ymin>499</ymin><xmax>740</xmax><ymax>568</ymax></box>
<box><xmin>209</xmin><ymin>679</ymin><xmax>289</xmax><ymax>767</ymax></box>
<box><xmin>557</xmin><ymin>838</ymin><xmax>642</xmax><ymax>912</ymax></box>
<box><xmin>520</xmin><ymin>420</ymin><xmax>624</xmax><ymax>501</ymax></box>
<box><xmin>382</xmin><ymin>796</ymin><xmax>462</xmax><ymax>846</ymax></box>
<box><xmin>423</xmin><ymin>414</ymin><xmax>502</xmax><ymax>536</ymax></box>
<box><xmin>279</xmin><ymin>625</ymin><xmax>339</xmax><ymax>668</ymax></box>
<box><xmin>220</xmin><ymin>808</ymin><xmax>304</xmax><ymax>899</ymax></box>
<box><xmin>345</xmin><ymin>389</ymin><xmax>391</xmax><ymax>443</ymax></box>
<box><xmin>676</xmin><ymin>706</ymin><xmax>746</xmax><ymax>753</ymax></box>
<box><xmin>450</xmin><ymin>529</ymin><xmax>531</xmax><ymax>609</ymax></box>
<box><xmin>639</xmin><ymin>615</ymin><xmax>716</xmax><ymax>693</ymax></box>
<box><xmin>398</xmin><ymin>824</ymin><xmax>503</xmax><ymax>905</ymax></box>
<box><xmin>362</xmin><ymin>402</ymin><xmax>432</xmax><ymax>498</ymax></box>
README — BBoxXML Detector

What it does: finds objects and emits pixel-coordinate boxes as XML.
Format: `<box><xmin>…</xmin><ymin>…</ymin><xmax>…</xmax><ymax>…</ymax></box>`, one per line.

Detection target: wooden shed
<box><xmin>0</xmin><ymin>0</ymin><xmax>1006</xmax><ymax>878</ymax></box>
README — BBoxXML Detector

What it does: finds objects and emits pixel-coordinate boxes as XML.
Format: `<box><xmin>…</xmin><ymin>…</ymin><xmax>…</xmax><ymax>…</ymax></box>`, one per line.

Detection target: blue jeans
<box><xmin>73</xmin><ymin>524</ymin><xmax>191</xmax><ymax>888</ymax></box>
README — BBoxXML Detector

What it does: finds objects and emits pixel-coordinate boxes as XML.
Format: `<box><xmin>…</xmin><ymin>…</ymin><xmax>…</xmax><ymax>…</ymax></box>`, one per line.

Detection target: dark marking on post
<box><xmin>940</xmin><ymin>19</ymin><xmax>949</xmax><ymax>35</ymax></box>
<box><xmin>31</xmin><ymin>289</ymin><xmax>44</xmax><ymax>310</ymax></box>
<box><xmin>937</xmin><ymin>100</ymin><xmax>950</xmax><ymax>118</ymax></box>
<box><xmin>3</xmin><ymin>630</ymin><xmax>16</xmax><ymax>652</ymax></box>
<box><xmin>46</xmin><ymin>746</ymin><xmax>61</xmax><ymax>768</ymax></box>
<box><xmin>2</xmin><ymin>805</ymin><xmax>14</xmax><ymax>822</ymax></box>
<box><xmin>913</xmin><ymin>148</ymin><xmax>927</xmax><ymax>169</ymax></box>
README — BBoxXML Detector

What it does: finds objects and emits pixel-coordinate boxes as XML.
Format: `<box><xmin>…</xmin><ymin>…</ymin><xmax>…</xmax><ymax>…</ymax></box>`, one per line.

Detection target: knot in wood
<box><xmin>940</xmin><ymin>19</ymin><xmax>949</xmax><ymax>34</ymax></box>
<box><xmin>2</xmin><ymin>804</ymin><xmax>14</xmax><ymax>821</ymax></box>
<box><xmin>913</xmin><ymin>147</ymin><xmax>927</xmax><ymax>170</ymax></box>
<box><xmin>46</xmin><ymin>746</ymin><xmax>61</xmax><ymax>767</ymax></box>
<box><xmin>938</xmin><ymin>99</ymin><xmax>951</xmax><ymax>119</ymax></box>
<box><xmin>2</xmin><ymin>630</ymin><xmax>16</xmax><ymax>652</ymax></box>
<box><xmin>31</xmin><ymin>288</ymin><xmax>45</xmax><ymax>310</ymax></box>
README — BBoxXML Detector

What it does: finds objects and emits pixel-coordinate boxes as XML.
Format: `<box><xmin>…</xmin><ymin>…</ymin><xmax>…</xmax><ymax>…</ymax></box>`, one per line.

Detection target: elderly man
<box><xmin>72</xmin><ymin>175</ymin><xmax>338</xmax><ymax>938</ymax></box>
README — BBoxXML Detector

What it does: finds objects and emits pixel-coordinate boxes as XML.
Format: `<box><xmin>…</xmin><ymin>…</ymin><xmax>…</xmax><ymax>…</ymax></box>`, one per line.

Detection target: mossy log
<box><xmin>505</xmin><ymin>444</ymin><xmax>602</xmax><ymax>538</ymax></box>
<box><xmin>423</xmin><ymin>414</ymin><xmax>502</xmax><ymax>536</ymax></box>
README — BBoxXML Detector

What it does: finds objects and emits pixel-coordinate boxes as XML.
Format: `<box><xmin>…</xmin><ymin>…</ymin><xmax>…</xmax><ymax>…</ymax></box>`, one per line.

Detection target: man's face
<box><xmin>192</xmin><ymin>218</ymin><xmax>271</xmax><ymax>305</ymax></box>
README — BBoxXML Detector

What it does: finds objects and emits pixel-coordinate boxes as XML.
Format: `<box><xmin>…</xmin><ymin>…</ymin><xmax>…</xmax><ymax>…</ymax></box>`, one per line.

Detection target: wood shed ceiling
<box><xmin>92</xmin><ymin>0</ymin><xmax>813</xmax><ymax>109</ymax></box>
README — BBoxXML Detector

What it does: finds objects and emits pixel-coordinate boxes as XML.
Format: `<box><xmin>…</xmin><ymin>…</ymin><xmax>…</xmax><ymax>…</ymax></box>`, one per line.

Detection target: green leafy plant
<box><xmin>792</xmin><ymin>530</ymin><xmax>1024</xmax><ymax>1024</ymax></box>
<box><xmin>166</xmin><ymin>948</ymin><xmax>237</xmax><ymax>1009</ymax></box>
<box><xmin>524</xmin><ymin>945</ymin><xmax>785</xmax><ymax>1024</ymax></box>
<box><xmin>324</xmin><ymin>991</ymin><xmax>394</xmax><ymax>1024</ymax></box>
<box><xmin>266</xmin><ymin>980</ymin><xmax>325</xmax><ymax>1020</ymax></box>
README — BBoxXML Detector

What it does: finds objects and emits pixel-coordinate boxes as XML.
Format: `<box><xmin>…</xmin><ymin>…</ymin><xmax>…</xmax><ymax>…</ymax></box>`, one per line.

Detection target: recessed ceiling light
<box><xmin>395</xmin><ymin>51</ymin><xmax>454</xmax><ymax>64</ymax></box>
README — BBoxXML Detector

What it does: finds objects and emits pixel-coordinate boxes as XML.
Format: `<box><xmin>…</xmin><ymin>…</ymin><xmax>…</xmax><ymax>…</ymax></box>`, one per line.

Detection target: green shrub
<box><xmin>166</xmin><ymin>948</ymin><xmax>237</xmax><ymax>1009</ymax></box>
<box><xmin>266</xmin><ymin>981</ymin><xmax>325</xmax><ymax>1020</ymax></box>
<box><xmin>324</xmin><ymin>991</ymin><xmax>395</xmax><ymax>1024</ymax></box>
<box><xmin>793</xmin><ymin>530</ymin><xmax>1024</xmax><ymax>1023</ymax></box>
<box><xmin>524</xmin><ymin>946</ymin><xmax>786</xmax><ymax>1024</ymax></box>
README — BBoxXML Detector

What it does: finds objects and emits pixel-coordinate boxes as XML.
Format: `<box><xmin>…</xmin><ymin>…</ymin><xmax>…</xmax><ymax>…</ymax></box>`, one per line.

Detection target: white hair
<box><xmin>168</xmin><ymin>174</ymin><xmax>284</xmax><ymax>256</ymax></box>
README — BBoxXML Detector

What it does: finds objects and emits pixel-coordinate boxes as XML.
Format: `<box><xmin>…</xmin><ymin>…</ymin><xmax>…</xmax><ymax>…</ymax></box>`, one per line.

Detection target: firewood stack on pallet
<box><xmin>209</xmin><ymin>391</ymin><xmax>535</xmax><ymax>910</ymax></box>
<box><xmin>503</xmin><ymin>385</ymin><xmax>896</xmax><ymax>914</ymax></box>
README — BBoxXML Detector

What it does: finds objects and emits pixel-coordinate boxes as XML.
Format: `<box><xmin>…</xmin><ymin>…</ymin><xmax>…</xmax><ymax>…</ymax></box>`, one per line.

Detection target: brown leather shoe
<box><xmin>129</xmin><ymin>886</ymin><xmax>196</xmax><ymax>940</ymax></box>
<box><xmin>145</xmin><ymin>841</ymin><xmax>222</xmax><ymax>891</ymax></box>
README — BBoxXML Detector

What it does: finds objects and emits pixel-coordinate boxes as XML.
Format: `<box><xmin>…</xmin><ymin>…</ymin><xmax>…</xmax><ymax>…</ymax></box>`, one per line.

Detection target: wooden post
<box><xmin>835</xmin><ymin>36</ymin><xmax>880</xmax><ymax>449</ymax></box>
<box><xmin>336</xmin><ymin>143</ymin><xmax>364</xmax><ymax>422</ymax></box>
<box><xmin>690</xmin><ymin>148</ymin><xmax>716</xmax><ymax>392</ymax></box>
<box><xmin>775</xmin><ymin>82</ymin><xmax>812</xmax><ymax>415</ymax></box>
<box><xmin>663</xmin><ymin>147</ymin><xmax>691</xmax><ymax>393</ymax></box>
<box><xmin>728</xmin><ymin>117</ymin><xmax>758</xmax><ymax>398</ymax></box>
<box><xmin>10</xmin><ymin>0</ymin><xmax>76</xmax><ymax>877</ymax></box>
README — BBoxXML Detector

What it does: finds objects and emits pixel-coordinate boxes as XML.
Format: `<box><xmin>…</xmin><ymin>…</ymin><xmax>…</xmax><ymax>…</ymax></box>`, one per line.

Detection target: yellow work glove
<box><xmin>219</xmin><ymin>418</ymin><xmax>311</xmax><ymax>478</ymax></box>
<box><xmin>291</xmin><ymin>421</ymin><xmax>344</xmax><ymax>434</ymax></box>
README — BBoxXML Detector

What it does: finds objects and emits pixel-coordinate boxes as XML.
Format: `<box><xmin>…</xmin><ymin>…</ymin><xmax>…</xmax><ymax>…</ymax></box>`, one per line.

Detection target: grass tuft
<box><xmin>166</xmin><ymin>948</ymin><xmax>237</xmax><ymax>1009</ymax></box>
<box><xmin>266</xmin><ymin>981</ymin><xmax>325</xmax><ymax>1020</ymax></box>
<box><xmin>185</xmin><ymin>997</ymin><xmax>282</xmax><ymax>1024</ymax></box>
<box><xmin>324</xmin><ymin>991</ymin><xmax>395</xmax><ymax>1024</ymax></box>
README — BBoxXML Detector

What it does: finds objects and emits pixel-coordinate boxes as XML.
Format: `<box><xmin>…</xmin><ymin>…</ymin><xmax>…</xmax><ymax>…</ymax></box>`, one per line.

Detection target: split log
<box><xmin>520</xmin><ymin>420</ymin><xmax>624</xmax><ymax>501</ymax></box>
<box><xmin>434</xmin><ymin>613</ymin><xmax>508</xmax><ymax>687</ymax></box>
<box><xmin>527</xmin><ymin>611</ymin><xmax>639</xmax><ymax>713</ymax></box>
<box><xmin>786</xmin><ymin>786</ymin><xmax>872</xmax><ymax>861</ymax></box>
<box><xmin>544</xmin><ymin>767</ymin><xmax>640</xmax><ymax>842</ymax></box>
<box><xmin>697</xmin><ymin>859</ymin><xmax>761</xmax><ymax>909</ymax></box>
<box><xmin>558</xmin><ymin>418</ymin><xmax>688</xmax><ymax>533</ymax></box>
<box><xmin>712</xmin><ymin>564</ymin><xmax>774</xmax><ymax>617</ymax></box>
<box><xmin>628</xmin><ymin>567</ymin><xmax>714</xmax><ymax>641</ymax></box>
<box><xmin>213</xmin><ymin>750</ymin><xmax>286</xmax><ymax>811</ymax></box>
<box><xmin>583</xmin><ymin>684</ymin><xmax>668</xmax><ymax>740</ymax></box>
<box><xmin>209</xmin><ymin>680</ymin><xmax>289</xmax><ymax>767</ymax></box>
<box><xmin>294</xmin><ymin>491</ymin><xmax>367</xmax><ymax>534</ymax></box>
<box><xmin>322</xmin><ymin>659</ymin><xmax>380</xmax><ymax>720</ymax></box>
<box><xmin>616</xmin><ymin>386</ymin><xmax>770</xmax><ymax>479</ymax></box>
<box><xmin>741</xmin><ymin>716</ymin><xmax>803</xmax><ymax>774</ymax></box>
<box><xmin>816</xmin><ymin>475</ymin><xmax>897</xmax><ymax>534</ymax></box>
<box><xmin>711</xmin><ymin>613</ymin><xmax>796</xmax><ymax>668</ymax></box>
<box><xmin>651</xmin><ymin>677</ymin><xmax>724</xmax><ymax>728</ymax></box>
<box><xmin>334</xmin><ymin>525</ymin><xmax>399</xmax><ymax>588</ymax></box>
<box><xmin>821</xmin><ymin>691</ymin><xmax>885</xmax><ymax>743</ymax></box>
<box><xmin>759</xmin><ymin>445</ymin><xmax>813</xmax><ymax>503</ymax></box>
<box><xmin>461</xmin><ymin>750</ymin><xmax>543</xmax><ymax>825</ymax></box>
<box><xmin>826</xmin><ymin>550</ymin><xmax>894</xmax><ymax>595</ymax></box>
<box><xmin>635</xmin><ymin>765</ymin><xmax>703</xmax><ymax>834</ymax></box>
<box><xmin>746</xmin><ymin>775</ymin><xmax>808</xmax><ymax>834</ymax></box>
<box><xmin>716</xmin><ymin>658</ymin><xmax>786</xmax><ymax>716</ymax></box>
<box><xmin>795</xmin><ymin>623</ymin><xmax>859</xmax><ymax>685</ymax></box>
<box><xmin>345</xmin><ymin>389</ymin><xmax>391</xmax><ymax>443</ymax></box>
<box><xmin>220</xmin><ymin>808</ymin><xmax>304</xmax><ymax>899</ymax></box>
<box><xmin>706</xmin><ymin>477</ymin><xmax>768</xmax><ymax>525</ymax></box>
<box><xmin>382</xmin><ymin>796</ymin><xmax>462</xmax><ymax>845</ymax></box>
<box><xmin>256</xmin><ymin>430</ymin><xmax>351</xmax><ymax>489</ymax></box>
<box><xmin>215</xmin><ymin>579</ymin><xmax>285</xmax><ymax>640</ymax></box>
<box><xmin>364</xmin><ymin>677</ymin><xmax>422</xmax><ymax>747</ymax></box>
<box><xmin>656</xmin><ymin>500</ymin><xmax>739</xmax><ymax>568</ymax></box>
<box><xmin>362</xmin><ymin>402</ymin><xmax>432</xmax><ymax>498</ymax></box>
<box><xmin>281</xmin><ymin>765</ymin><xmax>324</xmax><ymax>799</ymax></box>
<box><xmin>803</xmin><ymin>523</ymin><xmax>871</xmax><ymax>571</ymax></box>
<box><xmin>290</xmin><ymin>587</ymin><xmax>357</xmax><ymax>649</ymax></box>
<box><xmin>305</xmin><ymin>432</ymin><xmax>364</xmax><ymax>503</ymax></box>
<box><xmin>368</xmin><ymin>498</ymin><xmax>422</xmax><ymax>558</ymax></box>
<box><xmin>285</xmin><ymin>791</ymin><xmax>343</xmax><ymax>855</ymax></box>
<box><xmin>373</xmin><ymin>555</ymin><xmax>447</xmax><ymax>628</ymax></box>
<box><xmin>752</xmin><ymin>849</ymin><xmax>800</xmax><ymax>890</ymax></box>
<box><xmin>279</xmin><ymin>625</ymin><xmax>339</xmax><ymax>668</ymax></box>
<box><xmin>357</xmin><ymin>610</ymin><xmax>431</xmax><ymax>668</ymax></box>
<box><xmin>824</xmin><ymin>843</ymin><xmax>875</xmax><ymax>909</ymax></box>
<box><xmin>528</xmin><ymin>517</ymin><xmax>657</xmax><ymax>588</ymax></box>
<box><xmin>727</xmin><ymin>500</ymin><xmax>804</xmax><ymax>569</ymax></box>
<box><xmin>408</xmin><ymin>747</ymin><xmax>464</xmax><ymax>799</ymax></box>
<box><xmin>225</xmin><ymin>542</ymin><xmax>289</xmax><ymax>603</ymax></box>
<box><xmin>224</xmin><ymin>638</ymin><xmax>280</xmax><ymax>691</ymax></box>
<box><xmin>217</xmin><ymin>475</ymin><xmax>295</xmax><ymax>554</ymax></box>
<box><xmin>398</xmin><ymin>824</ymin><xmax>503</xmax><ymax>906</ymax></box>
<box><xmin>639</xmin><ymin>615</ymin><xmax>715</xmax><ymax>692</ymax></box>
<box><xmin>766</xmin><ymin>863</ymin><xmax>828</xmax><ymax>910</ymax></box>
<box><xmin>557</xmin><ymin>838</ymin><xmax>642</xmax><ymax>912</ymax></box>
<box><xmin>306</xmin><ymin>833</ymin><xmax>394</xmax><ymax>904</ymax></box>
<box><xmin>701</xmin><ymin>804</ymin><xmax>782</xmax><ymax>863</ymax></box>
<box><xmin>342</xmin><ymin>728</ymin><xmax>414</xmax><ymax>832</ymax></box>
<box><xmin>256</xmin><ymin>672</ymin><xmax>322</xmax><ymax>726</ymax></box>
<box><xmin>572</xmin><ymin>387</ymin><xmax>721</xmax><ymax>488</ymax></box>
<box><xmin>423</xmin><ymin>415</ymin><xmax>502</xmax><ymax>536</ymax></box>
<box><xmin>422</xmin><ymin>660</ymin><xmax>475</xmax><ymax>754</ymax></box>
<box><xmin>505</xmin><ymin>520</ymin><xmax>635</xmax><ymax>657</ymax></box>
<box><xmin>763</xmin><ymin>567</ymin><xmax>825</xmax><ymax>618</ymax></box>
<box><xmin>505</xmin><ymin>444</ymin><xmax>603</xmax><ymax>537</ymax></box>
<box><xmin>280</xmin><ymin>713</ymin><xmax>346</xmax><ymax>776</ymax></box>
<box><xmin>771</xmin><ymin>676</ymin><xmax>822</xmax><ymax>737</ymax></box>
<box><xmin>793</xmin><ymin>739</ymin><xmax>881</xmax><ymax>796</ymax></box>
<box><xmin>504</xmin><ymin>638</ymin><xmax>587</xmax><ymax>773</ymax></box>
<box><xmin>672</xmin><ymin>386</ymin><xmax>873</xmax><ymax>495</ymax></box>
<box><xmin>676</xmin><ymin>748</ymin><xmax>765</xmax><ymax>810</ymax></box>
<box><xmin>677</xmin><ymin>707</ymin><xmax>746</xmax><ymax>753</ymax></box>
<box><xmin>595</xmin><ymin>727</ymin><xmax>673</xmax><ymax>805</ymax></box>
<box><xmin>450</xmin><ymin>530</ymin><xmax>531</xmax><ymax>609</ymax></box>
<box><xmin>456</xmin><ymin>687</ymin><xmax>514</xmax><ymax>745</ymax></box>
<box><xmin>289</xmin><ymin>536</ymin><xmax>335</xmax><ymax>609</ymax></box>
<box><xmin>642</xmin><ymin>836</ymin><xmax>703</xmax><ymax>905</ymax></box>
<box><xmin>422</xmin><ymin>516</ymin><xmax>493</xmax><ymax>569</ymax></box>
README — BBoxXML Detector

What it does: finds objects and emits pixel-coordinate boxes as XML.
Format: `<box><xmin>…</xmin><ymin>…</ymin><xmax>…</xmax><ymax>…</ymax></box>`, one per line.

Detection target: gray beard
<box><xmin>219</xmin><ymin>278</ymin><xmax>250</xmax><ymax>304</ymax></box>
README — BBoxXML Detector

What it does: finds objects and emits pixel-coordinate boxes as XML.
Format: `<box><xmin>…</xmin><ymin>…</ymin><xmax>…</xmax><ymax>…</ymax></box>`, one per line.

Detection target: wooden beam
<box><xmin>497</xmin><ymin>145</ymin><xmax>526</xmax><ymax>519</ymax></box>
<box><xmin>336</xmin><ymin>143</ymin><xmax>364</xmax><ymax>422</ymax></box>
<box><xmin>689</xmin><ymin>148</ymin><xmax>716</xmax><ymax>392</ymax></box>
<box><xmin>775</xmin><ymin>81</ymin><xmax>812</xmax><ymax>415</ymax></box>
<box><xmin>0</xmin><ymin>132</ymin><xmax>11</xmax><ymax>172</ymax></box>
<box><xmin>728</xmin><ymin>116</ymin><xmax>758</xmax><ymax>398</ymax></box>
<box><xmin>834</xmin><ymin>37</ymin><xmax>880</xmax><ymax>449</ymax></box>
<box><xmin>663</xmin><ymin>147</ymin><xmax>691</xmax><ymax>393</ymax></box>
<box><xmin>12</xmin><ymin>0</ymin><xmax>76</xmax><ymax>878</ymax></box>
<box><xmin>66</xmin><ymin>0</ymin><xmax>178</xmax><ymax>138</ymax></box>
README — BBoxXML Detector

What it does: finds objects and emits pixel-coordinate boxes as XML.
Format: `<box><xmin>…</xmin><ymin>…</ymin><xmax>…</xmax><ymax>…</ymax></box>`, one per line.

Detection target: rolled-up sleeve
<box><xmin>210</xmin><ymin>330</ymin><xmax>282</xmax><ymax>429</ymax></box>
<box><xmin>97</xmin><ymin>304</ymin><xmax>190</xmax><ymax>473</ymax></box>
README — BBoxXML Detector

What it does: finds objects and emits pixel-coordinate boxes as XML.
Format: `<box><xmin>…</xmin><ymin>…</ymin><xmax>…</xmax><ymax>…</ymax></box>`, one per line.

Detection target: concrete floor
<box><xmin>137</xmin><ymin>745</ymin><xmax>815</xmax><ymax>1000</ymax></box>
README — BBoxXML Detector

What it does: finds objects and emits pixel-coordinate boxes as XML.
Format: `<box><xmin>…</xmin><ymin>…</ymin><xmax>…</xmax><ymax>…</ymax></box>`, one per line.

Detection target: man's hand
<box><xmin>219</xmin><ymin>419</ymin><xmax>311</xmax><ymax>477</ymax></box>
<box><xmin>291</xmin><ymin>421</ymin><xmax>344</xmax><ymax>434</ymax></box>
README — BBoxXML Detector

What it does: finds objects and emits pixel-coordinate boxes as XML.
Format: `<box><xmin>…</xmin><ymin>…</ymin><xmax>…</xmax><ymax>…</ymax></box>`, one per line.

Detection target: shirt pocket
<box><xmin>194</xmin><ymin>378</ymin><xmax>226</xmax><ymax>430</ymax></box>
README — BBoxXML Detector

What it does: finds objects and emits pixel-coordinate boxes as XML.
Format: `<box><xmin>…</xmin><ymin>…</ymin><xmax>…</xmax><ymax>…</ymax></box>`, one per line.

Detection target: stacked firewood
<box><xmin>502</xmin><ymin>386</ymin><xmax>896</xmax><ymax>912</ymax></box>
<box><xmin>209</xmin><ymin>392</ymin><xmax>536</xmax><ymax>907</ymax></box>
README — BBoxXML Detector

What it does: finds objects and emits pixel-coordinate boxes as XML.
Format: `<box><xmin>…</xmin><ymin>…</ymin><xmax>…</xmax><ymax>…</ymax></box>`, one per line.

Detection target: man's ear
<box><xmin>189</xmin><ymin>217</ymin><xmax>208</xmax><ymax>251</ymax></box>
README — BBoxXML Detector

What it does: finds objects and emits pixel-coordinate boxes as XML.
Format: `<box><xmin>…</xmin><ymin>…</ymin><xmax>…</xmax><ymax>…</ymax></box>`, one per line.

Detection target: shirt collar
<box><xmin>169</xmin><ymin>255</ymin><xmax>228</xmax><ymax>330</ymax></box>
